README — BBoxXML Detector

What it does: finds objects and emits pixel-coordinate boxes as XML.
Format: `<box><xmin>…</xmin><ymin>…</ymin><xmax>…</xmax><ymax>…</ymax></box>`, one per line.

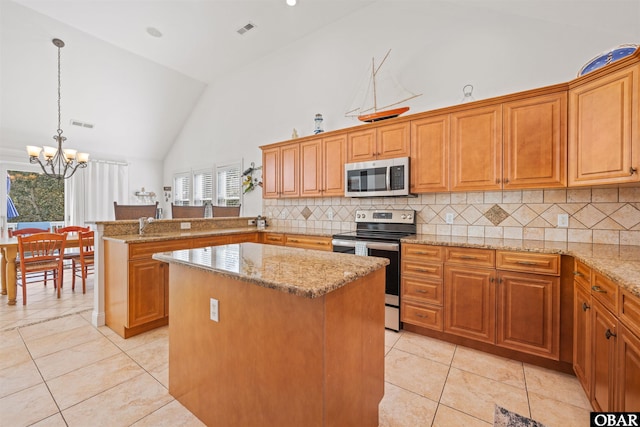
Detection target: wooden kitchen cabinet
<box><xmin>617</xmin><ymin>324</ymin><xmax>640</xmax><ymax>411</ymax></box>
<box><xmin>591</xmin><ymin>297</ymin><xmax>617</xmax><ymax>411</ymax></box>
<box><xmin>300</xmin><ymin>138</ymin><xmax>322</xmax><ymax>196</ymax></box>
<box><xmin>503</xmin><ymin>92</ymin><xmax>567</xmax><ymax>189</ymax></box>
<box><xmin>128</xmin><ymin>258</ymin><xmax>167</xmax><ymax>328</ymax></box>
<box><xmin>450</xmin><ymin>104</ymin><xmax>503</xmax><ymax>191</ymax></box>
<box><xmin>569</xmin><ymin>63</ymin><xmax>640</xmax><ymax>186</ymax></box>
<box><xmin>284</xmin><ymin>234</ymin><xmax>332</xmax><ymax>251</ymax></box>
<box><xmin>347</xmin><ymin>122</ymin><xmax>410</xmax><ymax>162</ymax></box>
<box><xmin>410</xmin><ymin>114</ymin><xmax>449</xmax><ymax>192</ymax></box>
<box><xmin>300</xmin><ymin>134</ymin><xmax>347</xmax><ymax>197</ymax></box>
<box><xmin>261</xmin><ymin>233</ymin><xmax>285</xmax><ymax>245</ymax></box>
<box><xmin>262</xmin><ymin>143</ymin><xmax>300</xmax><ymax>198</ymax></box>
<box><xmin>573</xmin><ymin>268</ymin><xmax>592</xmax><ymax>395</ymax></box>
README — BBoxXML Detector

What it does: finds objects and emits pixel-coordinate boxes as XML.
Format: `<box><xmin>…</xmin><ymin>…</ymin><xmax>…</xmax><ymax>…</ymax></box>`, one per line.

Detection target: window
<box><xmin>216</xmin><ymin>163</ymin><xmax>241</xmax><ymax>207</ymax></box>
<box><xmin>193</xmin><ymin>169</ymin><xmax>213</xmax><ymax>206</ymax></box>
<box><xmin>173</xmin><ymin>172</ymin><xmax>191</xmax><ymax>206</ymax></box>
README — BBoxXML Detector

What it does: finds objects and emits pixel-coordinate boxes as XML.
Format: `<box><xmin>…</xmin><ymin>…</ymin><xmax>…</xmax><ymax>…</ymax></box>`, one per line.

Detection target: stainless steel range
<box><xmin>331</xmin><ymin>209</ymin><xmax>416</xmax><ymax>331</ymax></box>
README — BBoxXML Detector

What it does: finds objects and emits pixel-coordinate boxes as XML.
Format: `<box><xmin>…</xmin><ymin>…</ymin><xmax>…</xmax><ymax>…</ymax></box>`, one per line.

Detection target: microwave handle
<box><xmin>386</xmin><ymin>166</ymin><xmax>391</xmax><ymax>191</ymax></box>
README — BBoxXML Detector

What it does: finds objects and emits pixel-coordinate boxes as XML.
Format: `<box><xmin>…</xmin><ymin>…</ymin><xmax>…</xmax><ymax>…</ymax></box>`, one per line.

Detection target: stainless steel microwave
<box><xmin>344</xmin><ymin>157</ymin><xmax>411</xmax><ymax>197</ymax></box>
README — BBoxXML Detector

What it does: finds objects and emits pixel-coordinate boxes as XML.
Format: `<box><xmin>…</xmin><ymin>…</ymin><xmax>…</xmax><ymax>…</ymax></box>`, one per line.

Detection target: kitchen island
<box><xmin>153</xmin><ymin>242</ymin><xmax>389</xmax><ymax>427</ymax></box>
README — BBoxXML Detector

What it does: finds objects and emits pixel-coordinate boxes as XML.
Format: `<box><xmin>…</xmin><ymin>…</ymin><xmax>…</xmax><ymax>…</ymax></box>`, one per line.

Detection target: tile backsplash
<box><xmin>262</xmin><ymin>187</ymin><xmax>640</xmax><ymax>246</ymax></box>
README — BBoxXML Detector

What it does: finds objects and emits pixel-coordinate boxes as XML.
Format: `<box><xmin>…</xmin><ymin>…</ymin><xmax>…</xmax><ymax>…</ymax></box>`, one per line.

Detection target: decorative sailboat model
<box><xmin>346</xmin><ymin>49</ymin><xmax>422</xmax><ymax>123</ymax></box>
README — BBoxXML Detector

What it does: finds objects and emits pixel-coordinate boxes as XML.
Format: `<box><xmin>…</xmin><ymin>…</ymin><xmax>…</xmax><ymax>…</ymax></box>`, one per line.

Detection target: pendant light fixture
<box><xmin>26</xmin><ymin>38</ymin><xmax>89</xmax><ymax>179</ymax></box>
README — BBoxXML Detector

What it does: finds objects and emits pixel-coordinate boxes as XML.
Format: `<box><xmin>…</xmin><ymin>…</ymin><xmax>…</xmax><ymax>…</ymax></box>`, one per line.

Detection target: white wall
<box><xmin>163</xmin><ymin>1</ymin><xmax>640</xmax><ymax>217</ymax></box>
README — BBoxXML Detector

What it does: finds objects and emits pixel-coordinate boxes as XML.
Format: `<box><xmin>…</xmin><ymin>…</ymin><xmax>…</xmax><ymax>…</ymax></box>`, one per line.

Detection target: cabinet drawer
<box><xmin>285</xmin><ymin>235</ymin><xmax>332</xmax><ymax>251</ymax></box>
<box><xmin>496</xmin><ymin>251</ymin><xmax>560</xmax><ymax>276</ymax></box>
<box><xmin>262</xmin><ymin>233</ymin><xmax>285</xmax><ymax>245</ymax></box>
<box><xmin>190</xmin><ymin>235</ymin><xmax>230</xmax><ymax>248</ymax></box>
<box><xmin>591</xmin><ymin>272</ymin><xmax>619</xmax><ymax>313</ymax></box>
<box><xmin>573</xmin><ymin>259</ymin><xmax>592</xmax><ymax>288</ymax></box>
<box><xmin>445</xmin><ymin>247</ymin><xmax>495</xmax><ymax>267</ymax></box>
<box><xmin>228</xmin><ymin>233</ymin><xmax>258</xmax><ymax>244</ymax></box>
<box><xmin>402</xmin><ymin>244</ymin><xmax>444</xmax><ymax>262</ymax></box>
<box><xmin>401</xmin><ymin>301</ymin><xmax>443</xmax><ymax>331</ymax></box>
<box><xmin>402</xmin><ymin>277</ymin><xmax>442</xmax><ymax>305</ymax></box>
<box><xmin>129</xmin><ymin>239</ymin><xmax>192</xmax><ymax>259</ymax></box>
<box><xmin>402</xmin><ymin>260</ymin><xmax>443</xmax><ymax>280</ymax></box>
<box><xmin>620</xmin><ymin>290</ymin><xmax>640</xmax><ymax>338</ymax></box>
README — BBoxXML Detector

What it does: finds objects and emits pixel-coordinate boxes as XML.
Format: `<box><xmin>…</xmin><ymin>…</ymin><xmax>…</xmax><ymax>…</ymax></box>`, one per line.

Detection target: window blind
<box><xmin>216</xmin><ymin>163</ymin><xmax>241</xmax><ymax>207</ymax></box>
<box><xmin>173</xmin><ymin>173</ymin><xmax>191</xmax><ymax>206</ymax></box>
<box><xmin>193</xmin><ymin>169</ymin><xmax>213</xmax><ymax>206</ymax></box>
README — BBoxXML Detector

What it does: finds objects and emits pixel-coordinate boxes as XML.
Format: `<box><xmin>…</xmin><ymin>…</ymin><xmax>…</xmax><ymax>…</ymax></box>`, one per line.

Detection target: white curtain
<box><xmin>66</xmin><ymin>160</ymin><xmax>129</xmax><ymax>224</ymax></box>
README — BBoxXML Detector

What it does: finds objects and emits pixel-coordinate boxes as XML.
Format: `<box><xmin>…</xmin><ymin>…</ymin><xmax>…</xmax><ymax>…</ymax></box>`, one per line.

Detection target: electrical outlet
<box><xmin>180</xmin><ymin>222</ymin><xmax>191</xmax><ymax>230</ymax></box>
<box><xmin>248</xmin><ymin>219</ymin><xmax>256</xmax><ymax>225</ymax></box>
<box><xmin>210</xmin><ymin>298</ymin><xmax>219</xmax><ymax>322</ymax></box>
<box><xmin>557</xmin><ymin>213</ymin><xmax>569</xmax><ymax>228</ymax></box>
<box><xmin>445</xmin><ymin>213</ymin><xmax>454</xmax><ymax>224</ymax></box>
<box><xmin>327</xmin><ymin>209</ymin><xmax>334</xmax><ymax>220</ymax></box>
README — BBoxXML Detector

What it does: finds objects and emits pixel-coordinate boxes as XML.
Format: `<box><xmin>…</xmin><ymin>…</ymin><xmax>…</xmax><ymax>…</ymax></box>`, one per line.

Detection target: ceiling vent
<box><xmin>70</xmin><ymin>119</ymin><xmax>94</xmax><ymax>129</ymax></box>
<box><xmin>237</xmin><ymin>22</ymin><xmax>256</xmax><ymax>35</ymax></box>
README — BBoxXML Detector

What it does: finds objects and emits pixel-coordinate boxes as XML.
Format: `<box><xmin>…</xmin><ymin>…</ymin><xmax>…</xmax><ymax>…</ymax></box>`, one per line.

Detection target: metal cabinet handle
<box><xmin>516</xmin><ymin>261</ymin><xmax>537</xmax><ymax>265</ymax></box>
<box><xmin>630</xmin><ymin>166</ymin><xmax>638</xmax><ymax>175</ymax></box>
<box><xmin>503</xmin><ymin>178</ymin><xmax>509</xmax><ymax>184</ymax></box>
<box><xmin>416</xmin><ymin>289</ymin><xmax>428</xmax><ymax>294</ymax></box>
<box><xmin>416</xmin><ymin>313</ymin><xmax>426</xmax><ymax>318</ymax></box>
<box><xmin>288</xmin><ymin>239</ymin><xmax>299</xmax><ymax>243</ymax></box>
<box><xmin>605</xmin><ymin>329</ymin><xmax>617</xmax><ymax>339</ymax></box>
<box><xmin>592</xmin><ymin>286</ymin><xmax>607</xmax><ymax>294</ymax></box>
<box><xmin>490</xmin><ymin>277</ymin><xmax>495</xmax><ymax>283</ymax></box>
<box><xmin>573</xmin><ymin>271</ymin><xmax>583</xmax><ymax>277</ymax></box>
<box><xmin>459</xmin><ymin>255</ymin><xmax>477</xmax><ymax>260</ymax></box>
<box><xmin>582</xmin><ymin>302</ymin><xmax>590</xmax><ymax>311</ymax></box>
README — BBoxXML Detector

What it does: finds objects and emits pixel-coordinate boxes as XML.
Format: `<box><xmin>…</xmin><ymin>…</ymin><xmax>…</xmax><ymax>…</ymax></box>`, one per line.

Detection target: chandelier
<box><xmin>26</xmin><ymin>38</ymin><xmax>89</xmax><ymax>179</ymax></box>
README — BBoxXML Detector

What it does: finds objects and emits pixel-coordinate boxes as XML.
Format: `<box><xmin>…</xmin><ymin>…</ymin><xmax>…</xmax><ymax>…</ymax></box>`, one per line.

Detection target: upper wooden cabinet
<box><xmin>300</xmin><ymin>134</ymin><xmax>347</xmax><ymax>197</ymax></box>
<box><xmin>450</xmin><ymin>104</ymin><xmax>503</xmax><ymax>191</ymax></box>
<box><xmin>503</xmin><ymin>92</ymin><xmax>567</xmax><ymax>189</ymax></box>
<box><xmin>569</xmin><ymin>64</ymin><xmax>640</xmax><ymax>186</ymax></box>
<box><xmin>410</xmin><ymin>115</ymin><xmax>449</xmax><ymax>192</ymax></box>
<box><xmin>347</xmin><ymin>122</ymin><xmax>410</xmax><ymax>162</ymax></box>
<box><xmin>262</xmin><ymin>144</ymin><xmax>300</xmax><ymax>198</ymax></box>
<box><xmin>300</xmin><ymin>139</ymin><xmax>323</xmax><ymax>197</ymax></box>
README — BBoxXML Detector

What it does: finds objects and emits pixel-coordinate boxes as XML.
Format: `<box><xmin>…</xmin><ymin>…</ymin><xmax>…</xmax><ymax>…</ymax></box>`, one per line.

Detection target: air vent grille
<box><xmin>237</xmin><ymin>22</ymin><xmax>256</xmax><ymax>35</ymax></box>
<box><xmin>70</xmin><ymin>119</ymin><xmax>94</xmax><ymax>129</ymax></box>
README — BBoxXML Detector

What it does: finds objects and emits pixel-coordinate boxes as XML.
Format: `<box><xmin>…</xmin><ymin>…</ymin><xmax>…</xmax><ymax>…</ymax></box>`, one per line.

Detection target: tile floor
<box><xmin>1</xmin><ymin>276</ymin><xmax>593</xmax><ymax>426</ymax></box>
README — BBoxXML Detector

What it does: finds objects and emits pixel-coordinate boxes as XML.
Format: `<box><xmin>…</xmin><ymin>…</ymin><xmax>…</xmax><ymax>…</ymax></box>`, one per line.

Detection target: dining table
<box><xmin>0</xmin><ymin>233</ymin><xmax>79</xmax><ymax>305</ymax></box>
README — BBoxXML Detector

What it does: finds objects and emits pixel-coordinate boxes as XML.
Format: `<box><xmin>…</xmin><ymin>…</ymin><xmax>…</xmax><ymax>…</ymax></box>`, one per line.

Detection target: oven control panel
<box><xmin>354</xmin><ymin>209</ymin><xmax>415</xmax><ymax>224</ymax></box>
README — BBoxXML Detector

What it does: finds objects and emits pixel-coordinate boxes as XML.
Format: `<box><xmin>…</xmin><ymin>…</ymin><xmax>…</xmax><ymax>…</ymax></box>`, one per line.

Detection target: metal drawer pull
<box><xmin>573</xmin><ymin>271</ymin><xmax>583</xmax><ymax>277</ymax></box>
<box><xmin>459</xmin><ymin>255</ymin><xmax>478</xmax><ymax>260</ymax></box>
<box><xmin>592</xmin><ymin>286</ymin><xmax>608</xmax><ymax>294</ymax></box>
<box><xmin>288</xmin><ymin>239</ymin><xmax>299</xmax><ymax>243</ymax></box>
<box><xmin>630</xmin><ymin>166</ymin><xmax>637</xmax><ymax>175</ymax></box>
<box><xmin>415</xmin><ymin>268</ymin><xmax>429</xmax><ymax>272</ymax></box>
<box><xmin>316</xmin><ymin>242</ymin><xmax>327</xmax><ymax>245</ymax></box>
<box><xmin>416</xmin><ymin>289</ymin><xmax>428</xmax><ymax>293</ymax></box>
<box><xmin>416</xmin><ymin>313</ymin><xmax>426</xmax><ymax>318</ymax></box>
<box><xmin>605</xmin><ymin>329</ymin><xmax>617</xmax><ymax>339</ymax></box>
<box><xmin>582</xmin><ymin>302</ymin><xmax>590</xmax><ymax>311</ymax></box>
<box><xmin>515</xmin><ymin>261</ymin><xmax>538</xmax><ymax>265</ymax></box>
<box><xmin>490</xmin><ymin>277</ymin><xmax>495</xmax><ymax>283</ymax></box>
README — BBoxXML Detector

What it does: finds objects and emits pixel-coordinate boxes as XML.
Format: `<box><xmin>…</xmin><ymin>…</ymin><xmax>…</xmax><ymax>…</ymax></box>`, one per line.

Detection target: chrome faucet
<box><xmin>139</xmin><ymin>217</ymin><xmax>154</xmax><ymax>235</ymax></box>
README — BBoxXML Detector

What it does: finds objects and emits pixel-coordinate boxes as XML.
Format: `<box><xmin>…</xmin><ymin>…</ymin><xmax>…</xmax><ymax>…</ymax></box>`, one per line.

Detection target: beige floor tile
<box><xmin>524</xmin><ymin>363</ymin><xmax>592</xmax><ymax>410</ymax></box>
<box><xmin>440</xmin><ymin>367</ymin><xmax>530</xmax><ymax>423</ymax></box>
<box><xmin>394</xmin><ymin>332</ymin><xmax>457</xmax><ymax>365</ymax></box>
<box><xmin>35</xmin><ymin>335</ymin><xmax>121</xmax><ymax>380</ymax></box>
<box><xmin>31</xmin><ymin>412</ymin><xmax>68</xmax><ymax>427</ymax></box>
<box><xmin>149</xmin><ymin>363</ymin><xmax>169</xmax><ymax>389</ymax></box>
<box><xmin>17</xmin><ymin>312</ymin><xmax>88</xmax><ymax>341</ymax></box>
<box><xmin>130</xmin><ymin>399</ymin><xmax>206</xmax><ymax>427</ymax></box>
<box><xmin>0</xmin><ymin>327</ymin><xmax>25</xmax><ymax>348</ymax></box>
<box><xmin>0</xmin><ymin>338</ymin><xmax>31</xmax><ymax>371</ymax></box>
<box><xmin>47</xmin><ymin>352</ymin><xmax>145</xmax><ymax>410</ymax></box>
<box><xmin>529</xmin><ymin>391</ymin><xmax>591</xmax><ymax>427</ymax></box>
<box><xmin>452</xmin><ymin>346</ymin><xmax>525</xmax><ymax>389</ymax></box>
<box><xmin>62</xmin><ymin>372</ymin><xmax>173</xmax><ymax>427</ymax></box>
<box><xmin>379</xmin><ymin>382</ymin><xmax>438</xmax><ymax>427</ymax></box>
<box><xmin>23</xmin><ymin>322</ymin><xmax>102</xmax><ymax>359</ymax></box>
<box><xmin>385</xmin><ymin>348</ymin><xmax>449</xmax><ymax>401</ymax></box>
<box><xmin>107</xmin><ymin>325</ymin><xmax>169</xmax><ymax>352</ymax></box>
<box><xmin>384</xmin><ymin>329</ymin><xmax>403</xmax><ymax>348</ymax></box>
<box><xmin>0</xmin><ymin>382</ymin><xmax>59</xmax><ymax>426</ymax></box>
<box><xmin>432</xmin><ymin>404</ymin><xmax>492</xmax><ymax>427</ymax></box>
<box><xmin>0</xmin><ymin>358</ymin><xmax>43</xmax><ymax>398</ymax></box>
<box><xmin>127</xmin><ymin>336</ymin><xmax>169</xmax><ymax>371</ymax></box>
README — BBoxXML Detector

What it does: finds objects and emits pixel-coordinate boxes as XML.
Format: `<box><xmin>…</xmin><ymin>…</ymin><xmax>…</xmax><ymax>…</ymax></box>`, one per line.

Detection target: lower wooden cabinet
<box><xmin>401</xmin><ymin>244</ymin><xmax>444</xmax><ymax>331</ymax></box>
<box><xmin>285</xmin><ymin>234</ymin><xmax>332</xmax><ymax>251</ymax></box>
<box><xmin>128</xmin><ymin>258</ymin><xmax>167</xmax><ymax>328</ymax></box>
<box><xmin>591</xmin><ymin>298</ymin><xmax>618</xmax><ymax>411</ymax></box>
<box><xmin>617</xmin><ymin>323</ymin><xmax>640</xmax><ymax>411</ymax></box>
<box><xmin>573</xmin><ymin>280</ymin><xmax>592</xmax><ymax>394</ymax></box>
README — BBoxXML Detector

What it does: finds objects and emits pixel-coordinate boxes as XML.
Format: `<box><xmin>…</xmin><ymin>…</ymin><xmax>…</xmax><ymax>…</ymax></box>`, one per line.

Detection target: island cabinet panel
<box><xmin>128</xmin><ymin>259</ymin><xmax>166</xmax><ymax>328</ymax></box>
<box><xmin>167</xmin><ymin>262</ymin><xmax>385</xmax><ymax>427</ymax></box>
<box><xmin>496</xmin><ymin>271</ymin><xmax>560</xmax><ymax>359</ymax></box>
<box><xmin>450</xmin><ymin>104</ymin><xmax>503</xmax><ymax>191</ymax></box>
<box><xmin>410</xmin><ymin>115</ymin><xmax>449</xmax><ymax>193</ymax></box>
<box><xmin>503</xmin><ymin>92</ymin><xmax>567</xmax><ymax>189</ymax></box>
<box><xmin>569</xmin><ymin>64</ymin><xmax>640</xmax><ymax>186</ymax></box>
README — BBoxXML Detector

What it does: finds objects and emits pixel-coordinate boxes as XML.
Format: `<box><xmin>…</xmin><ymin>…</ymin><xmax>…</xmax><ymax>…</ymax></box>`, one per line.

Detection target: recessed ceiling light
<box><xmin>286</xmin><ymin>0</ymin><xmax>297</xmax><ymax>6</ymax></box>
<box><xmin>146</xmin><ymin>27</ymin><xmax>163</xmax><ymax>38</ymax></box>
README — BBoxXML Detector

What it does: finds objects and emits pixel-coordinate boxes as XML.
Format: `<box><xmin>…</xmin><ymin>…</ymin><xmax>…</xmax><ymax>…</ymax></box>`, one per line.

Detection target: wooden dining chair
<box><xmin>57</xmin><ymin>226</ymin><xmax>90</xmax><ymax>262</ymax></box>
<box><xmin>11</xmin><ymin>228</ymin><xmax>51</xmax><ymax>286</ymax></box>
<box><xmin>71</xmin><ymin>230</ymin><xmax>94</xmax><ymax>294</ymax></box>
<box><xmin>113</xmin><ymin>201</ymin><xmax>158</xmax><ymax>220</ymax></box>
<box><xmin>171</xmin><ymin>203</ymin><xmax>206</xmax><ymax>219</ymax></box>
<box><xmin>17</xmin><ymin>232</ymin><xmax>67</xmax><ymax>305</ymax></box>
<box><xmin>212</xmin><ymin>205</ymin><xmax>241</xmax><ymax>217</ymax></box>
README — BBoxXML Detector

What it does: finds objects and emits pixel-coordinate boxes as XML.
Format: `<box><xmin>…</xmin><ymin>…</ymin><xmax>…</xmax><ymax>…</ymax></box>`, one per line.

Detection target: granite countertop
<box><xmin>403</xmin><ymin>234</ymin><xmax>640</xmax><ymax>298</ymax></box>
<box><xmin>153</xmin><ymin>242</ymin><xmax>389</xmax><ymax>298</ymax></box>
<box><xmin>259</xmin><ymin>227</ymin><xmax>335</xmax><ymax>238</ymax></box>
<box><xmin>103</xmin><ymin>227</ymin><xmax>260</xmax><ymax>243</ymax></box>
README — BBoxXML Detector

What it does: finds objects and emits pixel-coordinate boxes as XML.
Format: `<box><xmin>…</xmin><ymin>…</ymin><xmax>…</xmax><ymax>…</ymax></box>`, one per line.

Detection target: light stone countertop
<box><xmin>153</xmin><ymin>242</ymin><xmax>389</xmax><ymax>298</ymax></box>
<box><xmin>403</xmin><ymin>234</ymin><xmax>640</xmax><ymax>298</ymax></box>
<box><xmin>103</xmin><ymin>227</ymin><xmax>260</xmax><ymax>243</ymax></box>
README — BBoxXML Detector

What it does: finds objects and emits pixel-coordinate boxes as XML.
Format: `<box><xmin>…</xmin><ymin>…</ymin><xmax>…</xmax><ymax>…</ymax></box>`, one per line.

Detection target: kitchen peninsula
<box><xmin>153</xmin><ymin>242</ymin><xmax>389</xmax><ymax>427</ymax></box>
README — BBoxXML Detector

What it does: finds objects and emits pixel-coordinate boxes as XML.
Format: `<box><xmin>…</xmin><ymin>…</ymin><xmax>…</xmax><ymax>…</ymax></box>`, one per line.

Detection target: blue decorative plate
<box><xmin>579</xmin><ymin>44</ymin><xmax>638</xmax><ymax>76</ymax></box>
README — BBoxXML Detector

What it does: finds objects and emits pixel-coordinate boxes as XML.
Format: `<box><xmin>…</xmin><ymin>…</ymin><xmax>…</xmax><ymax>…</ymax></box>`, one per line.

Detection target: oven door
<box><xmin>331</xmin><ymin>239</ymin><xmax>401</xmax><ymax>331</ymax></box>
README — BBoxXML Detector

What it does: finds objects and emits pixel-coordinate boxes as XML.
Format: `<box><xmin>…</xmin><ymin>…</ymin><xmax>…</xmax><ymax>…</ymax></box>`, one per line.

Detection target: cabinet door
<box><xmin>503</xmin><ymin>92</ymin><xmax>567</xmax><ymax>189</ymax></box>
<box><xmin>591</xmin><ymin>298</ymin><xmax>617</xmax><ymax>412</ymax></box>
<box><xmin>300</xmin><ymin>139</ymin><xmax>323</xmax><ymax>197</ymax></box>
<box><xmin>410</xmin><ymin>115</ymin><xmax>449</xmax><ymax>192</ymax></box>
<box><xmin>573</xmin><ymin>282</ymin><xmax>592</xmax><ymax>396</ymax></box>
<box><xmin>569</xmin><ymin>64</ymin><xmax>640</xmax><ymax>186</ymax></box>
<box><xmin>128</xmin><ymin>259</ymin><xmax>166</xmax><ymax>328</ymax></box>
<box><xmin>376</xmin><ymin>122</ymin><xmax>410</xmax><ymax>159</ymax></box>
<box><xmin>617</xmin><ymin>324</ymin><xmax>640</xmax><ymax>411</ymax></box>
<box><xmin>262</xmin><ymin>147</ymin><xmax>280</xmax><ymax>198</ymax></box>
<box><xmin>496</xmin><ymin>271</ymin><xmax>560</xmax><ymax>359</ymax></box>
<box><xmin>451</xmin><ymin>105</ymin><xmax>503</xmax><ymax>191</ymax></box>
<box><xmin>444</xmin><ymin>265</ymin><xmax>496</xmax><ymax>343</ymax></box>
<box><xmin>322</xmin><ymin>134</ymin><xmax>347</xmax><ymax>196</ymax></box>
<box><xmin>280</xmin><ymin>144</ymin><xmax>300</xmax><ymax>197</ymax></box>
<box><xmin>347</xmin><ymin>128</ymin><xmax>376</xmax><ymax>162</ymax></box>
